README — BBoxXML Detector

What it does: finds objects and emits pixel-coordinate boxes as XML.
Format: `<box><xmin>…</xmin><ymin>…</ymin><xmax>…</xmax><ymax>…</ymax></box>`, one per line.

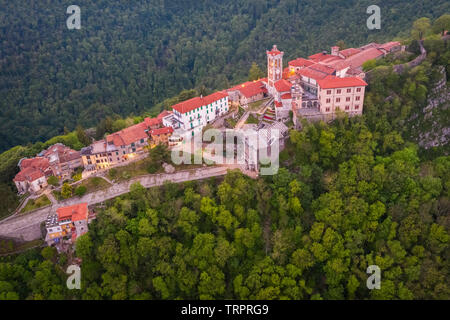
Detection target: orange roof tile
<box><xmin>20</xmin><ymin>157</ymin><xmax>50</xmax><ymax>170</ymax></box>
<box><xmin>297</xmin><ymin>68</ymin><xmax>329</xmax><ymax>81</ymax></box>
<box><xmin>144</xmin><ymin>117</ymin><xmax>162</xmax><ymax>127</ymax></box>
<box><xmin>239</xmin><ymin>80</ymin><xmax>266</xmax><ymax>98</ymax></box>
<box><xmin>172</xmin><ymin>91</ymin><xmax>228</xmax><ymax>114</ymax></box>
<box><xmin>14</xmin><ymin>157</ymin><xmax>51</xmax><ymax>183</ymax></box>
<box><xmin>308</xmin><ymin>52</ymin><xmax>336</xmax><ymax>62</ymax></box>
<box><xmin>339</xmin><ymin>48</ymin><xmax>361</xmax><ymax>58</ymax></box>
<box><xmin>309</xmin><ymin>63</ymin><xmax>336</xmax><ymax>75</ymax></box>
<box><xmin>106</xmin><ymin>122</ymin><xmax>148</xmax><ymax>147</ymax></box>
<box><xmin>157</xmin><ymin>110</ymin><xmax>172</xmax><ymax>120</ymax></box>
<box><xmin>151</xmin><ymin>127</ymin><xmax>174</xmax><ymax>136</ymax></box>
<box><xmin>379</xmin><ymin>41</ymin><xmax>401</xmax><ymax>51</ymax></box>
<box><xmin>274</xmin><ymin>79</ymin><xmax>292</xmax><ymax>93</ymax></box>
<box><xmin>57</xmin><ymin>203</ymin><xmax>88</xmax><ymax>222</ymax></box>
<box><xmin>288</xmin><ymin>58</ymin><xmax>315</xmax><ymax>68</ymax></box>
<box><xmin>317</xmin><ymin>75</ymin><xmax>368</xmax><ymax>89</ymax></box>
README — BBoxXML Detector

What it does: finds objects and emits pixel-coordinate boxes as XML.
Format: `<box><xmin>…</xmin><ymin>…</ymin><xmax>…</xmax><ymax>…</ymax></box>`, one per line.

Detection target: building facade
<box><xmin>170</xmin><ymin>91</ymin><xmax>230</xmax><ymax>135</ymax></box>
<box><xmin>150</xmin><ymin>127</ymin><xmax>174</xmax><ymax>146</ymax></box>
<box><xmin>13</xmin><ymin>157</ymin><xmax>53</xmax><ymax>194</ymax></box>
<box><xmin>45</xmin><ymin>203</ymin><xmax>91</xmax><ymax>245</ymax></box>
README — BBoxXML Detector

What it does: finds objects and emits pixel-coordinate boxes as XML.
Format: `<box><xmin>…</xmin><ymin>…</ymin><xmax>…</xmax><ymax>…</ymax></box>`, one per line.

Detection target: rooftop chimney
<box><xmin>331</xmin><ymin>46</ymin><xmax>340</xmax><ymax>56</ymax></box>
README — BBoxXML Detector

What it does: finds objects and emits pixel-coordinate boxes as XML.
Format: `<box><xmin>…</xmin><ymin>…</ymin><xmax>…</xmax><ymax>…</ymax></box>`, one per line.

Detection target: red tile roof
<box><xmin>14</xmin><ymin>157</ymin><xmax>51</xmax><ymax>182</ymax></box>
<box><xmin>281</xmin><ymin>93</ymin><xmax>292</xmax><ymax>100</ymax></box>
<box><xmin>172</xmin><ymin>91</ymin><xmax>228</xmax><ymax>114</ymax></box>
<box><xmin>288</xmin><ymin>58</ymin><xmax>315</xmax><ymax>68</ymax></box>
<box><xmin>331</xmin><ymin>47</ymin><xmax>384</xmax><ymax>70</ymax></box>
<box><xmin>309</xmin><ymin>63</ymin><xmax>336</xmax><ymax>75</ymax></box>
<box><xmin>297</xmin><ymin>67</ymin><xmax>329</xmax><ymax>81</ymax></box>
<box><xmin>14</xmin><ymin>166</ymin><xmax>45</xmax><ymax>182</ymax></box>
<box><xmin>319</xmin><ymin>56</ymin><xmax>343</xmax><ymax>64</ymax></box>
<box><xmin>267</xmin><ymin>45</ymin><xmax>283</xmax><ymax>56</ymax></box>
<box><xmin>274</xmin><ymin>79</ymin><xmax>292</xmax><ymax>93</ymax></box>
<box><xmin>274</xmin><ymin>101</ymin><xmax>283</xmax><ymax>108</ymax></box>
<box><xmin>228</xmin><ymin>81</ymin><xmax>254</xmax><ymax>92</ymax></box>
<box><xmin>308</xmin><ymin>52</ymin><xmax>336</xmax><ymax>62</ymax></box>
<box><xmin>359</xmin><ymin>43</ymin><xmax>380</xmax><ymax>51</ymax></box>
<box><xmin>144</xmin><ymin>117</ymin><xmax>162</xmax><ymax>127</ymax></box>
<box><xmin>239</xmin><ymin>80</ymin><xmax>266</xmax><ymax>98</ymax></box>
<box><xmin>106</xmin><ymin>122</ymin><xmax>148</xmax><ymax>147</ymax></box>
<box><xmin>339</xmin><ymin>48</ymin><xmax>361</xmax><ymax>58</ymax></box>
<box><xmin>379</xmin><ymin>41</ymin><xmax>401</xmax><ymax>52</ymax></box>
<box><xmin>20</xmin><ymin>157</ymin><xmax>50</xmax><ymax>170</ymax></box>
<box><xmin>151</xmin><ymin>127</ymin><xmax>174</xmax><ymax>136</ymax></box>
<box><xmin>157</xmin><ymin>110</ymin><xmax>172</xmax><ymax>120</ymax></box>
<box><xmin>57</xmin><ymin>203</ymin><xmax>88</xmax><ymax>222</ymax></box>
<box><xmin>317</xmin><ymin>75</ymin><xmax>368</xmax><ymax>89</ymax></box>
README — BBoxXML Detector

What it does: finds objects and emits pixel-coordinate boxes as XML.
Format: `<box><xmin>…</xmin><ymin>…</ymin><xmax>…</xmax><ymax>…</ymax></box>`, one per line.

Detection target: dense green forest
<box><xmin>1</xmin><ymin>0</ymin><xmax>449</xmax><ymax>152</ymax></box>
<box><xmin>0</xmin><ymin>27</ymin><xmax>449</xmax><ymax>299</ymax></box>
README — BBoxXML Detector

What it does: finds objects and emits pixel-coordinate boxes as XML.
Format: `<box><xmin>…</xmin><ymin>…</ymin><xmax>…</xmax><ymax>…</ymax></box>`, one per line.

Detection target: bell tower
<box><xmin>267</xmin><ymin>45</ymin><xmax>284</xmax><ymax>89</ymax></box>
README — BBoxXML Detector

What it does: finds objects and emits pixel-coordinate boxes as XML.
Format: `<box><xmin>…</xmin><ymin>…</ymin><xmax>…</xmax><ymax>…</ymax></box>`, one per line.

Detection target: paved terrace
<box><xmin>0</xmin><ymin>166</ymin><xmax>240</xmax><ymax>241</ymax></box>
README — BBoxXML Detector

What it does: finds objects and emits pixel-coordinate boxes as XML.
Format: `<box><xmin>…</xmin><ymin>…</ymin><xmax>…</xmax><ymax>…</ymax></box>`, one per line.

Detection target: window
<box><xmin>355</xmin><ymin>105</ymin><xmax>359</xmax><ymax>110</ymax></box>
<box><xmin>326</xmin><ymin>98</ymin><xmax>331</xmax><ymax>103</ymax></box>
<box><xmin>337</xmin><ymin>89</ymin><xmax>341</xmax><ymax>94</ymax></box>
<box><xmin>140</xmin><ymin>139</ymin><xmax>144</xmax><ymax>143</ymax></box>
<box><xmin>345</xmin><ymin>105</ymin><xmax>349</xmax><ymax>110</ymax></box>
<box><xmin>347</xmin><ymin>88</ymin><xmax>351</xmax><ymax>93</ymax></box>
<box><xmin>336</xmin><ymin>98</ymin><xmax>341</xmax><ymax>103</ymax></box>
<box><xmin>356</xmin><ymin>96</ymin><xmax>360</xmax><ymax>101</ymax></box>
<box><xmin>346</xmin><ymin>97</ymin><xmax>351</xmax><ymax>102</ymax></box>
<box><xmin>325</xmin><ymin>107</ymin><xmax>330</xmax><ymax>112</ymax></box>
<box><xmin>327</xmin><ymin>90</ymin><xmax>332</xmax><ymax>95</ymax></box>
<box><xmin>356</xmin><ymin>88</ymin><xmax>362</xmax><ymax>92</ymax></box>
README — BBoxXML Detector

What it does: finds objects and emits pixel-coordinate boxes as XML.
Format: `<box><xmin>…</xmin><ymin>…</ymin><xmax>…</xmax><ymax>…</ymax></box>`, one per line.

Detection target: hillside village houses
<box><xmin>81</xmin><ymin>111</ymin><xmax>175</xmax><ymax>175</ymax></box>
<box><xmin>45</xmin><ymin>203</ymin><xmax>95</xmax><ymax>246</ymax></box>
<box><xmin>13</xmin><ymin>157</ymin><xmax>53</xmax><ymax>194</ymax></box>
<box><xmin>39</xmin><ymin>143</ymin><xmax>83</xmax><ymax>180</ymax></box>
<box><xmin>14</xmin><ymin>143</ymin><xmax>83</xmax><ymax>195</ymax></box>
<box><xmin>168</xmin><ymin>91</ymin><xmax>230</xmax><ymax>136</ymax></box>
<box><xmin>13</xmin><ymin>40</ymin><xmax>401</xmax><ymax>192</ymax></box>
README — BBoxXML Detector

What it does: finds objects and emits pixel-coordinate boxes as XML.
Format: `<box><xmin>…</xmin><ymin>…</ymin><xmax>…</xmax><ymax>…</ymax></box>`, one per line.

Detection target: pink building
<box><xmin>317</xmin><ymin>76</ymin><xmax>368</xmax><ymax>115</ymax></box>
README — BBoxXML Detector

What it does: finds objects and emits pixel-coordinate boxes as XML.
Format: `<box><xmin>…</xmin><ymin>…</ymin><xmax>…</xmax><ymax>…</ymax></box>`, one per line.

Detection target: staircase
<box><xmin>262</xmin><ymin>100</ymin><xmax>276</xmax><ymax>124</ymax></box>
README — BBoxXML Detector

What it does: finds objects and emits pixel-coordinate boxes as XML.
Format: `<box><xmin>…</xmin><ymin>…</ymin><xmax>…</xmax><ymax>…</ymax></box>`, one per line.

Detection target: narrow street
<box><xmin>0</xmin><ymin>165</ymin><xmax>247</xmax><ymax>241</ymax></box>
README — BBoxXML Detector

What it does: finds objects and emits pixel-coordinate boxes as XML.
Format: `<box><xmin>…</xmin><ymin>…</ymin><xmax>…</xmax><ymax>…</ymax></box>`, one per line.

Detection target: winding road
<box><xmin>0</xmin><ymin>165</ymin><xmax>239</xmax><ymax>241</ymax></box>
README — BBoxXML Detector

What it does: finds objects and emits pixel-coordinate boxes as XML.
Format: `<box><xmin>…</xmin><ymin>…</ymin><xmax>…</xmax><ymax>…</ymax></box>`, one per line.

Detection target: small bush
<box><xmin>47</xmin><ymin>176</ymin><xmax>59</xmax><ymax>186</ymax></box>
<box><xmin>75</xmin><ymin>185</ymin><xmax>87</xmax><ymax>197</ymax></box>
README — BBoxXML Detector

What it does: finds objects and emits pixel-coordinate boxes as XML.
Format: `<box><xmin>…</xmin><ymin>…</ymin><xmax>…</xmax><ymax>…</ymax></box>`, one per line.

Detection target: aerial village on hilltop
<box><xmin>11</xmin><ymin>40</ymin><xmax>401</xmax><ymax>247</ymax></box>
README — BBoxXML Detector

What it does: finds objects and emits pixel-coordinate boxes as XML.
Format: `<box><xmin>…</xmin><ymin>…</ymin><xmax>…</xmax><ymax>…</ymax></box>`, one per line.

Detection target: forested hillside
<box><xmin>0</xmin><ymin>30</ymin><xmax>449</xmax><ymax>300</ymax></box>
<box><xmin>1</xmin><ymin>0</ymin><xmax>449</xmax><ymax>151</ymax></box>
